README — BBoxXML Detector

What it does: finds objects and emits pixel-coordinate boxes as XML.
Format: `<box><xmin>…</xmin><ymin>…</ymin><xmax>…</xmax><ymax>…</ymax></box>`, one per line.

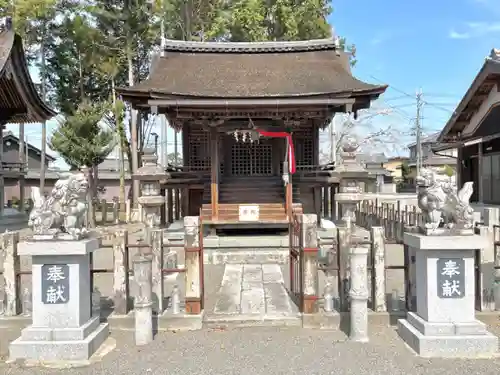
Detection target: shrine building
<box><xmin>0</xmin><ymin>18</ymin><xmax>56</xmax><ymax>217</ymax></box>
<box><xmin>436</xmin><ymin>48</ymin><xmax>500</xmax><ymax>205</ymax></box>
<box><xmin>118</xmin><ymin>38</ymin><xmax>387</xmax><ymax>229</ymax></box>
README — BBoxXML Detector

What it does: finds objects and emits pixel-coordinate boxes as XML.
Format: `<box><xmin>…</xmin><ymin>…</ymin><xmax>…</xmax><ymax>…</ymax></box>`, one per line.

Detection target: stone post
<box><xmin>349</xmin><ymin>242</ymin><xmax>369</xmax><ymax>343</ymax></box>
<box><xmin>398</xmin><ymin>233</ymin><xmax>498</xmax><ymax>357</ymax></box>
<box><xmin>112</xmin><ymin>229</ymin><xmax>129</xmax><ymax>315</ymax></box>
<box><xmin>1</xmin><ymin>231</ymin><xmax>20</xmax><ymax>316</ymax></box>
<box><xmin>371</xmin><ymin>227</ymin><xmax>387</xmax><ymax>312</ymax></box>
<box><xmin>495</xmin><ymin>241</ymin><xmax>500</xmax><ymax>311</ymax></box>
<box><xmin>151</xmin><ymin>229</ymin><xmax>164</xmax><ymax>314</ymax></box>
<box><xmin>337</xmin><ymin>226</ymin><xmax>350</xmax><ymax>311</ymax></box>
<box><xmin>112</xmin><ymin>196</ymin><xmax>119</xmax><ymax>224</ymax></box>
<box><xmin>184</xmin><ymin>216</ymin><xmax>202</xmax><ymax>314</ymax></box>
<box><xmin>475</xmin><ymin>225</ymin><xmax>495</xmax><ymax>310</ymax></box>
<box><xmin>301</xmin><ymin>214</ymin><xmax>318</xmax><ymax>314</ymax></box>
<box><xmin>133</xmin><ymin>252</ymin><xmax>153</xmax><ymax>346</ymax></box>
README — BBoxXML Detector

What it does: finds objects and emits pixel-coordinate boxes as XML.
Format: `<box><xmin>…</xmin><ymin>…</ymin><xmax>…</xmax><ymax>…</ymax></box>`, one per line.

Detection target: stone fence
<box><xmin>0</xmin><ymin>216</ymin><xmax>203</xmax><ymax>329</ymax></box>
<box><xmin>315</xmin><ymin>224</ymin><xmax>500</xmax><ymax>316</ymax></box>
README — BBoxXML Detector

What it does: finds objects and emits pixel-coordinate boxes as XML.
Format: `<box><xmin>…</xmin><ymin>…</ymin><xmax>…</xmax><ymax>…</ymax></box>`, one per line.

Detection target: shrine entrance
<box><xmin>224</xmin><ymin>135</ymin><xmax>278</xmax><ymax>178</ymax></box>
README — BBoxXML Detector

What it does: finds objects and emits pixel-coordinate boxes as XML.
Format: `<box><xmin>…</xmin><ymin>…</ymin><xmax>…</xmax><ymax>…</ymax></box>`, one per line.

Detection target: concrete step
<box><xmin>203</xmin><ymin>247</ymin><xmax>289</xmax><ymax>264</ymax></box>
<box><xmin>203</xmin><ymin>314</ymin><xmax>302</xmax><ymax>329</ymax></box>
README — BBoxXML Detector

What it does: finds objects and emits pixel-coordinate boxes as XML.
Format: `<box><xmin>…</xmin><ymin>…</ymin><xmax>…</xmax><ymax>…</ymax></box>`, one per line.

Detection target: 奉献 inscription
<box><xmin>437</xmin><ymin>258</ymin><xmax>465</xmax><ymax>299</ymax></box>
<box><xmin>239</xmin><ymin>205</ymin><xmax>259</xmax><ymax>222</ymax></box>
<box><xmin>41</xmin><ymin>264</ymin><xmax>70</xmax><ymax>304</ymax></box>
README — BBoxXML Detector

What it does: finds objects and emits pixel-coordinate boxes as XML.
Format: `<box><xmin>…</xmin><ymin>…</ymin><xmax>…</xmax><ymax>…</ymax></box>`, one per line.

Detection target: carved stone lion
<box><xmin>416</xmin><ymin>168</ymin><xmax>475</xmax><ymax>233</ymax></box>
<box><xmin>28</xmin><ymin>172</ymin><xmax>89</xmax><ymax>239</ymax></box>
<box><xmin>416</xmin><ymin>168</ymin><xmax>447</xmax><ymax>230</ymax></box>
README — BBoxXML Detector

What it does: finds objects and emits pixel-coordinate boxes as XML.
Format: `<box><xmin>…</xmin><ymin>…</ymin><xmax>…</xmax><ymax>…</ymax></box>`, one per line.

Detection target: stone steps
<box><xmin>204</xmin><ymin>263</ymin><xmax>300</xmax><ymax>328</ymax></box>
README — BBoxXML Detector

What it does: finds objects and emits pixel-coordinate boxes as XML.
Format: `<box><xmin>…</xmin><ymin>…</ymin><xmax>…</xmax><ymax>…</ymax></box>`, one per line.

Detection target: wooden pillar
<box><xmin>478</xmin><ymin>142</ymin><xmax>484</xmax><ymax>204</ymax></box>
<box><xmin>131</xmin><ymin>108</ymin><xmax>139</xmax><ymax>208</ymax></box>
<box><xmin>286</xmin><ymin>181</ymin><xmax>292</xmax><ymax>218</ymax></box>
<box><xmin>210</xmin><ymin>127</ymin><xmax>219</xmax><ymax>220</ymax></box>
<box><xmin>19</xmin><ymin>122</ymin><xmax>25</xmax><ymax>212</ymax></box>
<box><xmin>457</xmin><ymin>146</ymin><xmax>463</xmax><ymax>188</ymax></box>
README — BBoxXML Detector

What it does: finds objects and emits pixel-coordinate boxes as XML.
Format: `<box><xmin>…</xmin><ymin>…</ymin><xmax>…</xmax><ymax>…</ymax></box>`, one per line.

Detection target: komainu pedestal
<box><xmin>9</xmin><ymin>239</ymin><xmax>110</xmax><ymax>362</ymax></box>
<box><xmin>397</xmin><ymin>233</ymin><xmax>498</xmax><ymax>358</ymax></box>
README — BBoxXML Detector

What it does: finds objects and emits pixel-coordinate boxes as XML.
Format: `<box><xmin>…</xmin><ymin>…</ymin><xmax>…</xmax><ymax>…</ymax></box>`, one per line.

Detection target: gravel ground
<box><xmin>1</xmin><ymin>325</ymin><xmax>500</xmax><ymax>375</ymax></box>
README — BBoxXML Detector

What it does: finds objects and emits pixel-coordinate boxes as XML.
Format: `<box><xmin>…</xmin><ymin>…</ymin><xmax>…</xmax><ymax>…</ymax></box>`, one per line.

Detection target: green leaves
<box><xmin>49</xmin><ymin>101</ymin><xmax>117</xmax><ymax>169</ymax></box>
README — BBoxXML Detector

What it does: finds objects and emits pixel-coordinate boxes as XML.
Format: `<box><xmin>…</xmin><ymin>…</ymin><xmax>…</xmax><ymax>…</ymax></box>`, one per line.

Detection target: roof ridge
<box><xmin>163</xmin><ymin>38</ymin><xmax>339</xmax><ymax>53</ymax></box>
<box><xmin>489</xmin><ymin>48</ymin><xmax>500</xmax><ymax>61</ymax></box>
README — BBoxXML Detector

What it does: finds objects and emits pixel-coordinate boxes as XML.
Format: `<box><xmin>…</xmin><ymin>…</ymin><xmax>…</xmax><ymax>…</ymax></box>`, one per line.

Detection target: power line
<box><xmin>370</xmin><ymin>75</ymin><xmax>456</xmax><ymax>115</ymax></box>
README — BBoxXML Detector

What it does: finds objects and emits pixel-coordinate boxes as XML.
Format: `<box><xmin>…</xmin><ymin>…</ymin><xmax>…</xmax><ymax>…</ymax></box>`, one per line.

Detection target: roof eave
<box><xmin>438</xmin><ymin>58</ymin><xmax>500</xmax><ymax>143</ymax></box>
<box><xmin>1</xmin><ymin>32</ymin><xmax>57</xmax><ymax>123</ymax></box>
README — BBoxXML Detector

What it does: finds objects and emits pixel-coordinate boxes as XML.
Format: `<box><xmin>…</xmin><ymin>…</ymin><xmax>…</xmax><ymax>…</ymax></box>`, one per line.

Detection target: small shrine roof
<box><xmin>118</xmin><ymin>38</ymin><xmax>387</xmax><ymax>100</ymax></box>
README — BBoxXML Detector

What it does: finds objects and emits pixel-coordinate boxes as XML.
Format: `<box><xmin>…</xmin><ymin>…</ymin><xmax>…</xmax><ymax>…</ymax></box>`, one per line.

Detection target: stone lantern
<box><xmin>334</xmin><ymin>142</ymin><xmax>374</xmax><ymax>229</ymax></box>
<box><xmin>134</xmin><ymin>148</ymin><xmax>169</xmax><ymax>241</ymax></box>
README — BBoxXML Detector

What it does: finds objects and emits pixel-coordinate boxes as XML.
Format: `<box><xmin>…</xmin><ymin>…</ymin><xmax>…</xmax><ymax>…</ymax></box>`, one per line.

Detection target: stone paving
<box><xmin>207</xmin><ymin>264</ymin><xmax>299</xmax><ymax>319</ymax></box>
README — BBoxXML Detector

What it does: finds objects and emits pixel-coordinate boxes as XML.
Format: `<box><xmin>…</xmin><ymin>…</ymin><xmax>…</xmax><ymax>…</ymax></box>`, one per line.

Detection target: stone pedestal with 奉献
<box><xmin>398</xmin><ymin>171</ymin><xmax>498</xmax><ymax>357</ymax></box>
<box><xmin>398</xmin><ymin>234</ymin><xmax>498</xmax><ymax>357</ymax></box>
<box><xmin>9</xmin><ymin>172</ymin><xmax>110</xmax><ymax>363</ymax></box>
<box><xmin>9</xmin><ymin>239</ymin><xmax>110</xmax><ymax>362</ymax></box>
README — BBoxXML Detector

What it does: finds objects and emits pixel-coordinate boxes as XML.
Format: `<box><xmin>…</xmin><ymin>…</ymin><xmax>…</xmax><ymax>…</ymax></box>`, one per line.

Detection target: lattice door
<box><xmin>230</xmin><ymin>141</ymin><xmax>273</xmax><ymax>176</ymax></box>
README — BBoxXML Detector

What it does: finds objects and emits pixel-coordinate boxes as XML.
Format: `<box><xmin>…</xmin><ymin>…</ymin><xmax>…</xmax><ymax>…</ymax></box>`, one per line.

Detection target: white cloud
<box><xmin>449</xmin><ymin>21</ymin><xmax>500</xmax><ymax>39</ymax></box>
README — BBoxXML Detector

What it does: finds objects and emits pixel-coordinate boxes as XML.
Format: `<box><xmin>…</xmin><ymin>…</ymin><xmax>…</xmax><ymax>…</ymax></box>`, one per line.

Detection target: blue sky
<box><xmin>329</xmin><ymin>0</ymin><xmax>500</xmax><ymax>152</ymax></box>
<box><xmin>9</xmin><ymin>0</ymin><xmax>500</xmax><ymax>166</ymax></box>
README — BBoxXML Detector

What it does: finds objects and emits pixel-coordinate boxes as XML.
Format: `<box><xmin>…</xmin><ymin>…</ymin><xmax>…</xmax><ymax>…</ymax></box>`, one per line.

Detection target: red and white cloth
<box><xmin>255</xmin><ymin>129</ymin><xmax>296</xmax><ymax>174</ymax></box>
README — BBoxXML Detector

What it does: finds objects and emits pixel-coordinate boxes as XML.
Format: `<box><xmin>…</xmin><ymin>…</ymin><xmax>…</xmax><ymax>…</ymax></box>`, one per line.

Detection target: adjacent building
<box><xmin>407</xmin><ymin>132</ymin><xmax>457</xmax><ymax>183</ymax></box>
<box><xmin>436</xmin><ymin>48</ymin><xmax>500</xmax><ymax>205</ymax></box>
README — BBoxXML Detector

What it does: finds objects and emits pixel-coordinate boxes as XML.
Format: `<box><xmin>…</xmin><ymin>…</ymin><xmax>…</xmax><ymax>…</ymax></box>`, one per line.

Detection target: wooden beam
<box><xmin>210</xmin><ymin>127</ymin><xmax>219</xmax><ymax>220</ymax></box>
<box><xmin>148</xmin><ymin>98</ymin><xmax>355</xmax><ymax>107</ymax></box>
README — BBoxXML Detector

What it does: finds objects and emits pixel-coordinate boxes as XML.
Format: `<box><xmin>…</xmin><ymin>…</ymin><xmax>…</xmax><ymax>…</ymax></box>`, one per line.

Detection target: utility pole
<box><xmin>415</xmin><ymin>88</ymin><xmax>424</xmax><ymax>178</ymax></box>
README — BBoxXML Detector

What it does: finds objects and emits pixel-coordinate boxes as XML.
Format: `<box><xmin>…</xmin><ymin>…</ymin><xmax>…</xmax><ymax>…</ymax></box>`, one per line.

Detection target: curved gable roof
<box><xmin>0</xmin><ymin>29</ymin><xmax>56</xmax><ymax>124</ymax></box>
<box><xmin>118</xmin><ymin>39</ymin><xmax>387</xmax><ymax>100</ymax></box>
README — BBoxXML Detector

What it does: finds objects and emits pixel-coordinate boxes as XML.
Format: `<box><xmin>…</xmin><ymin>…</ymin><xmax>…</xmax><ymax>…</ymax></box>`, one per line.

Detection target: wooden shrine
<box><xmin>0</xmin><ymin>19</ymin><xmax>56</xmax><ymax>212</ymax></box>
<box><xmin>118</xmin><ymin>38</ymin><xmax>387</xmax><ymax>229</ymax></box>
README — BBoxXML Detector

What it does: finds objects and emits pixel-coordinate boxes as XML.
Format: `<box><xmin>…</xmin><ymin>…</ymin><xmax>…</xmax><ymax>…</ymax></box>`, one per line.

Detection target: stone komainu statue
<box><xmin>28</xmin><ymin>172</ymin><xmax>89</xmax><ymax>239</ymax></box>
<box><xmin>416</xmin><ymin>168</ymin><xmax>474</xmax><ymax>232</ymax></box>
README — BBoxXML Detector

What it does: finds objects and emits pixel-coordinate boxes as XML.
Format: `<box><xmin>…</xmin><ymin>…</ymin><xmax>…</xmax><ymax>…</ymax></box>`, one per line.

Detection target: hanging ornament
<box><xmin>250</xmin><ymin>130</ymin><xmax>260</xmax><ymax>143</ymax></box>
<box><xmin>242</xmin><ymin>131</ymin><xmax>248</xmax><ymax>143</ymax></box>
<box><xmin>233</xmin><ymin>130</ymin><xmax>239</xmax><ymax>142</ymax></box>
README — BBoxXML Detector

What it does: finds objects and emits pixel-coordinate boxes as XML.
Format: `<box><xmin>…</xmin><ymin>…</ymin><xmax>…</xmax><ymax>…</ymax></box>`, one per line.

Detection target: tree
<box><xmin>319</xmin><ymin>110</ymin><xmax>398</xmax><ymax>164</ymax></box>
<box><xmin>45</xmin><ymin>13</ymin><xmax>112</xmax><ymax>115</ymax></box>
<box><xmin>48</xmin><ymin>100</ymin><xmax>116</xmax><ymax>226</ymax></box>
<box><xmin>167</xmin><ymin>151</ymin><xmax>183</xmax><ymax>166</ymax></box>
<box><xmin>0</xmin><ymin>0</ymin><xmax>59</xmax><ymax>61</ymax></box>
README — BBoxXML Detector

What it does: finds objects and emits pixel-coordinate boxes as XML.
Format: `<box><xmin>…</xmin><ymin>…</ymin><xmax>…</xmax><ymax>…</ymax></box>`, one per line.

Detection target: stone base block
<box><xmin>398</xmin><ymin>318</ymin><xmax>498</xmax><ymax>358</ymax></box>
<box><xmin>406</xmin><ymin>312</ymin><xmax>488</xmax><ymax>336</ymax></box>
<box><xmin>9</xmin><ymin>323</ymin><xmax>109</xmax><ymax>362</ymax></box>
<box><xmin>20</xmin><ymin>316</ymin><xmax>101</xmax><ymax>341</ymax></box>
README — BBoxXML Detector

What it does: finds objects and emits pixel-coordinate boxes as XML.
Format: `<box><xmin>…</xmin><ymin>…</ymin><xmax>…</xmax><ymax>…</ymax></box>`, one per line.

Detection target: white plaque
<box><xmin>239</xmin><ymin>205</ymin><xmax>259</xmax><ymax>221</ymax></box>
